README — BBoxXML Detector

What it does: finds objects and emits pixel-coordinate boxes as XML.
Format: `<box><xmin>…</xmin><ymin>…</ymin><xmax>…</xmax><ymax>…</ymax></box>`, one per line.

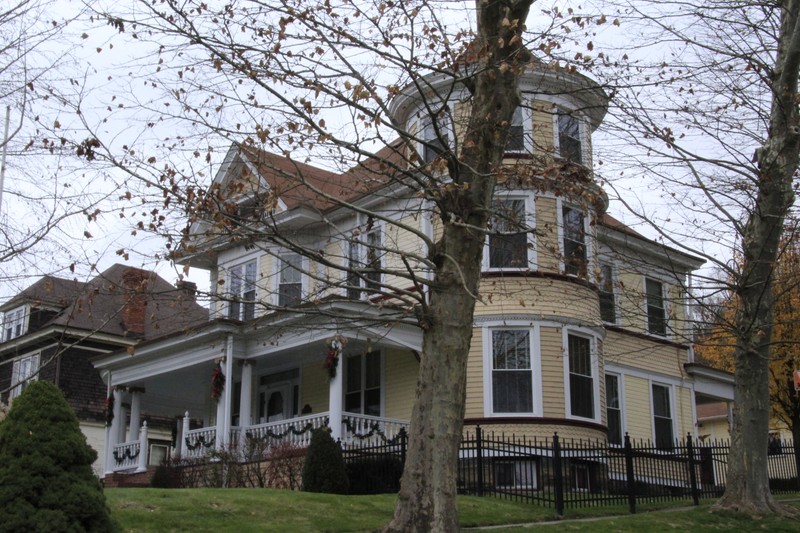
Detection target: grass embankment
<box><xmin>106</xmin><ymin>488</ymin><xmax>800</xmax><ymax>532</ymax></box>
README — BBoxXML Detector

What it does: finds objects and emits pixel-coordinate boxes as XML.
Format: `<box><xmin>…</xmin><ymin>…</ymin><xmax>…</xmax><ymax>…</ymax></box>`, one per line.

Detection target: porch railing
<box><xmin>342</xmin><ymin>413</ymin><xmax>409</xmax><ymax>445</ymax></box>
<box><xmin>244</xmin><ymin>413</ymin><xmax>330</xmax><ymax>449</ymax></box>
<box><xmin>111</xmin><ymin>422</ymin><xmax>149</xmax><ymax>472</ymax></box>
<box><xmin>184</xmin><ymin>426</ymin><xmax>217</xmax><ymax>459</ymax></box>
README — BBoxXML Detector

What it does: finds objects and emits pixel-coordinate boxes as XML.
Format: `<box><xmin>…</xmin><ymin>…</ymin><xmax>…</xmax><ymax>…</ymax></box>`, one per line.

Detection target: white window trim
<box><xmin>272</xmin><ymin>252</ymin><xmax>308</xmax><ymax>307</ymax></box>
<box><xmin>483</xmin><ymin>192</ymin><xmax>537</xmax><ymax>272</ymax></box>
<box><xmin>556</xmin><ymin>198</ymin><xmax>593</xmax><ymax>278</ymax></box>
<box><xmin>643</xmin><ymin>275</ymin><xmax>670</xmax><ymax>338</ymax></box>
<box><xmin>649</xmin><ymin>381</ymin><xmax>678</xmax><ymax>448</ymax></box>
<box><xmin>482</xmin><ymin>322</ymin><xmax>543</xmax><ymax>417</ymax></box>
<box><xmin>344</xmin><ymin>218</ymin><xmax>384</xmax><ymax>300</ymax></box>
<box><xmin>416</xmin><ymin>108</ymin><xmax>456</xmax><ymax>164</ymax></box>
<box><xmin>605</xmin><ymin>371</ymin><xmax>626</xmax><ymax>446</ymax></box>
<box><xmin>3</xmin><ymin>306</ymin><xmax>28</xmax><ymax>342</ymax></box>
<box><xmin>562</xmin><ymin>327</ymin><xmax>601</xmax><ymax>423</ymax></box>
<box><xmin>343</xmin><ymin>351</ymin><xmax>385</xmax><ymax>417</ymax></box>
<box><xmin>505</xmin><ymin>104</ymin><xmax>535</xmax><ymax>154</ymax></box>
<box><xmin>224</xmin><ymin>256</ymin><xmax>259</xmax><ymax>320</ymax></box>
<box><xmin>552</xmin><ymin>109</ymin><xmax>587</xmax><ymax>166</ymax></box>
<box><xmin>10</xmin><ymin>352</ymin><xmax>40</xmax><ymax>400</ymax></box>
<box><xmin>598</xmin><ymin>261</ymin><xmax>619</xmax><ymax>326</ymax></box>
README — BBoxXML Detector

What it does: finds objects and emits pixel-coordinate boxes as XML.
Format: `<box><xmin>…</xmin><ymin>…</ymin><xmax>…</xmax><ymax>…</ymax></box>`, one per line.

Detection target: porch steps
<box><xmin>103</xmin><ymin>467</ymin><xmax>157</xmax><ymax>488</ymax></box>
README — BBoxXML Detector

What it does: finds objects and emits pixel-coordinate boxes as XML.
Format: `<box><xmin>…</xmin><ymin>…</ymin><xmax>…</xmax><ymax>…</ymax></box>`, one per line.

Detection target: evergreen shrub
<box><xmin>0</xmin><ymin>381</ymin><xmax>118</xmax><ymax>532</ymax></box>
<box><xmin>301</xmin><ymin>428</ymin><xmax>349</xmax><ymax>494</ymax></box>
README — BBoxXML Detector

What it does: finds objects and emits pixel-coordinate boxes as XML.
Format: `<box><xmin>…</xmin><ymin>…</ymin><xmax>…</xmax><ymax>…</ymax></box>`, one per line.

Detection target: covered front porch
<box><xmin>94</xmin><ymin>306</ymin><xmax>421</xmax><ymax>476</ymax></box>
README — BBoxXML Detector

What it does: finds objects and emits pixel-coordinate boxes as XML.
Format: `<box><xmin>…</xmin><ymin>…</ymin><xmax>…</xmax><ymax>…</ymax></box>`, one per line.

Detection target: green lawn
<box><xmin>105</xmin><ymin>489</ymin><xmax>800</xmax><ymax>532</ymax></box>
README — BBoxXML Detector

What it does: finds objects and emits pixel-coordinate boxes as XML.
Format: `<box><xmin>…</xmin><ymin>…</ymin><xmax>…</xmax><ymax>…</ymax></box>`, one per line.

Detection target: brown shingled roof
<box><xmin>238</xmin><ymin>139</ymin><xmax>408</xmax><ymax>213</ymax></box>
<box><xmin>4</xmin><ymin>264</ymin><xmax>208</xmax><ymax>341</ymax></box>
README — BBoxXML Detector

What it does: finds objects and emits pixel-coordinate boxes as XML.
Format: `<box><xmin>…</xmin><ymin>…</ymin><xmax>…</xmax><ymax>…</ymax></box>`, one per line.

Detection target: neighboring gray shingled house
<box><xmin>0</xmin><ymin>264</ymin><xmax>208</xmax><ymax>475</ymax></box>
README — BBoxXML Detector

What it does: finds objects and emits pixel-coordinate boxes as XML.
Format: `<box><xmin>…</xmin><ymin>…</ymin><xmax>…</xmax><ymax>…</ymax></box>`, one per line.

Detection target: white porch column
<box><xmin>215</xmin><ymin>384</ymin><xmax>226</xmax><ymax>451</ymax></box>
<box><xmin>223</xmin><ymin>341</ymin><xmax>234</xmax><ymax>447</ymax></box>
<box><xmin>135</xmin><ymin>421</ymin><xmax>149</xmax><ymax>473</ymax></box>
<box><xmin>106</xmin><ymin>388</ymin><xmax>125</xmax><ymax>473</ymax></box>
<box><xmin>328</xmin><ymin>353</ymin><xmax>343</xmax><ymax>441</ymax></box>
<box><xmin>239</xmin><ymin>361</ymin><xmax>253</xmax><ymax>427</ymax></box>
<box><xmin>129</xmin><ymin>389</ymin><xmax>142</xmax><ymax>441</ymax></box>
<box><xmin>117</xmin><ymin>394</ymin><xmax>128</xmax><ymax>444</ymax></box>
<box><xmin>181</xmin><ymin>411</ymin><xmax>191</xmax><ymax>457</ymax></box>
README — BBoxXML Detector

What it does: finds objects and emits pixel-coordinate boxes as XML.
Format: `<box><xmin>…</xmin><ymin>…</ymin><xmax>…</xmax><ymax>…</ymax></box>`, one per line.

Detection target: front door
<box><xmin>257</xmin><ymin>368</ymin><xmax>299</xmax><ymax>423</ymax></box>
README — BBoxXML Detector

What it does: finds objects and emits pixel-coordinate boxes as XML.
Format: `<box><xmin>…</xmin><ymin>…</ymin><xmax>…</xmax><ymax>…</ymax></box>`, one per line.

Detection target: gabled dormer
<box><xmin>0</xmin><ymin>275</ymin><xmax>85</xmax><ymax>343</ymax></box>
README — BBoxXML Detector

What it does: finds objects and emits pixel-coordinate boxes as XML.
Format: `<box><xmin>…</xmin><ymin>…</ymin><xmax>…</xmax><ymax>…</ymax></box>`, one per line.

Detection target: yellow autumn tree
<box><xmin>696</xmin><ymin>234</ymin><xmax>800</xmax><ymax>446</ymax></box>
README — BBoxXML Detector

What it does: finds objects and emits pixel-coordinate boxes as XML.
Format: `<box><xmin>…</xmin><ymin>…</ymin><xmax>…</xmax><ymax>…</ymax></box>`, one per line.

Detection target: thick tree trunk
<box><xmin>715</xmin><ymin>0</ymin><xmax>800</xmax><ymax>514</ymax></box>
<box><xmin>385</xmin><ymin>1</ymin><xmax>532</xmax><ymax>530</ymax></box>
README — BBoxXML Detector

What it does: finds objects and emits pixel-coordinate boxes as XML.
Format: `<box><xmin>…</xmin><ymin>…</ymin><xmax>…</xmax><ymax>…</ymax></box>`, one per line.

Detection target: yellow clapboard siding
<box><xmin>540</xmin><ymin>326</ymin><xmax>566</xmax><ymax>418</ymax></box>
<box><xmin>301</xmin><ymin>361</ymin><xmax>329</xmax><ymax>413</ymax></box>
<box><xmin>384</xmin><ymin>348</ymin><xmax>419</xmax><ymax>420</ymax></box>
<box><xmin>535</xmin><ymin>196</ymin><xmax>560</xmax><ymax>272</ymax></box>
<box><xmin>604</xmin><ymin>330</ymin><xmax>688</xmax><ymax>378</ymax></box>
<box><xmin>475</xmin><ymin>277</ymin><xmax>599</xmax><ymax>323</ymax></box>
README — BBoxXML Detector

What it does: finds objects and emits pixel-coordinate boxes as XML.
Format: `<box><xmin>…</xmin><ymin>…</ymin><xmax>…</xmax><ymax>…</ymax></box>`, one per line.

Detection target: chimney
<box><xmin>176</xmin><ymin>280</ymin><xmax>197</xmax><ymax>301</ymax></box>
<box><xmin>122</xmin><ymin>268</ymin><xmax>149</xmax><ymax>337</ymax></box>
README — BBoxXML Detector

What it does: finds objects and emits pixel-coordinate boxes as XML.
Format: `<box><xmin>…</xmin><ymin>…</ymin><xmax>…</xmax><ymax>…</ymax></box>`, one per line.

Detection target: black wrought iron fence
<box><xmin>340</xmin><ymin>426</ymin><xmax>800</xmax><ymax>514</ymax></box>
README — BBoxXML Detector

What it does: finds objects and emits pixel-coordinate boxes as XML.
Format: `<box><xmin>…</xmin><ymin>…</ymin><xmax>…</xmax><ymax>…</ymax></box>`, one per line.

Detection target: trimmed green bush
<box><xmin>0</xmin><ymin>381</ymin><xmax>118</xmax><ymax>532</ymax></box>
<box><xmin>301</xmin><ymin>428</ymin><xmax>349</xmax><ymax>494</ymax></box>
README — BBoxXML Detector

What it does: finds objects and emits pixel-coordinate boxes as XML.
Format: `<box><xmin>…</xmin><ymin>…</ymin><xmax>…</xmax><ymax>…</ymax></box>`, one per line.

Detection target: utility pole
<box><xmin>0</xmin><ymin>105</ymin><xmax>10</xmax><ymax>215</ymax></box>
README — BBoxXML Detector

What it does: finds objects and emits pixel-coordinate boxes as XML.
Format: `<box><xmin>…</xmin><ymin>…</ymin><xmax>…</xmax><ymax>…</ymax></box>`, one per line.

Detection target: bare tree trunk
<box><xmin>385</xmin><ymin>1</ymin><xmax>532</xmax><ymax>530</ymax></box>
<box><xmin>715</xmin><ymin>0</ymin><xmax>800</xmax><ymax>514</ymax></box>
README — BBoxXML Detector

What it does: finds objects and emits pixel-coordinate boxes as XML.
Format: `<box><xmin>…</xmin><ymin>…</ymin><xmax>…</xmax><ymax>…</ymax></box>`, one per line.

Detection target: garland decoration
<box><xmin>323</xmin><ymin>335</ymin><xmax>346</xmax><ymax>380</ymax></box>
<box><xmin>105</xmin><ymin>394</ymin><xmax>114</xmax><ymax>426</ymax></box>
<box><xmin>113</xmin><ymin>446</ymin><xmax>140</xmax><ymax>464</ymax></box>
<box><xmin>185</xmin><ymin>434</ymin><xmax>215</xmax><ymax>451</ymax></box>
<box><xmin>211</xmin><ymin>362</ymin><xmax>225</xmax><ymax>401</ymax></box>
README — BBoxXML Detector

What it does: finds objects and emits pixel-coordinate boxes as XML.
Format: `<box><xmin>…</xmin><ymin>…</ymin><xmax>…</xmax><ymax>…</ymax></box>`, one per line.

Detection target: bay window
<box><xmin>487</xmin><ymin>198</ymin><xmax>529</xmax><ymax>269</ymax></box>
<box><xmin>558</xmin><ymin>113</ymin><xmax>582</xmax><ymax>163</ymax></box>
<box><xmin>562</xmin><ymin>205</ymin><xmax>587</xmax><ymax>277</ymax></box>
<box><xmin>491</xmin><ymin>329</ymin><xmax>534</xmax><ymax>414</ymax></box>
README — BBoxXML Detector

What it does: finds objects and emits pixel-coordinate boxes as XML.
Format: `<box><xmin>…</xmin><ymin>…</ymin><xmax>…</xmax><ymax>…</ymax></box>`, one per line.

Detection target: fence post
<box><xmin>553</xmin><ymin>433</ymin><xmax>564</xmax><ymax>516</ymax></box>
<box><xmin>476</xmin><ymin>425</ymin><xmax>484</xmax><ymax>497</ymax></box>
<box><xmin>136</xmin><ymin>421</ymin><xmax>149</xmax><ymax>473</ymax></box>
<box><xmin>686</xmin><ymin>433</ymin><xmax>700</xmax><ymax>505</ymax></box>
<box><xmin>624</xmin><ymin>433</ymin><xmax>637</xmax><ymax>514</ymax></box>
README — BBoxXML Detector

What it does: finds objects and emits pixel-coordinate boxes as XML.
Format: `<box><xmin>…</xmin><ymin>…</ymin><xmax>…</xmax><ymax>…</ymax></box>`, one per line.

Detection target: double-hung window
<box><xmin>421</xmin><ymin>114</ymin><xmax>450</xmax><ymax>164</ymax></box>
<box><xmin>506</xmin><ymin>107</ymin><xmax>526</xmax><ymax>153</ymax></box>
<box><xmin>645</xmin><ymin>278</ymin><xmax>667</xmax><ymax>336</ymax></box>
<box><xmin>347</xmin><ymin>225</ymin><xmax>382</xmax><ymax>299</ymax></box>
<box><xmin>605</xmin><ymin>374</ymin><xmax>623</xmax><ymax>446</ymax></box>
<box><xmin>344</xmin><ymin>352</ymin><xmax>382</xmax><ymax>417</ymax></box>
<box><xmin>562</xmin><ymin>205</ymin><xmax>587</xmax><ymax>276</ymax></box>
<box><xmin>598</xmin><ymin>263</ymin><xmax>617</xmax><ymax>323</ymax></box>
<box><xmin>488</xmin><ymin>198</ymin><xmax>529</xmax><ymax>269</ymax></box>
<box><xmin>558</xmin><ymin>113</ymin><xmax>582</xmax><ymax>163</ymax></box>
<box><xmin>567</xmin><ymin>333</ymin><xmax>595</xmax><ymax>419</ymax></box>
<box><xmin>491</xmin><ymin>329</ymin><xmax>533</xmax><ymax>414</ymax></box>
<box><xmin>228</xmin><ymin>260</ymin><xmax>257</xmax><ymax>321</ymax></box>
<box><xmin>3</xmin><ymin>307</ymin><xmax>25</xmax><ymax>342</ymax></box>
<box><xmin>652</xmin><ymin>383</ymin><xmax>674</xmax><ymax>450</ymax></box>
<box><xmin>10</xmin><ymin>353</ymin><xmax>40</xmax><ymax>399</ymax></box>
<box><xmin>278</xmin><ymin>253</ymin><xmax>302</xmax><ymax>307</ymax></box>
